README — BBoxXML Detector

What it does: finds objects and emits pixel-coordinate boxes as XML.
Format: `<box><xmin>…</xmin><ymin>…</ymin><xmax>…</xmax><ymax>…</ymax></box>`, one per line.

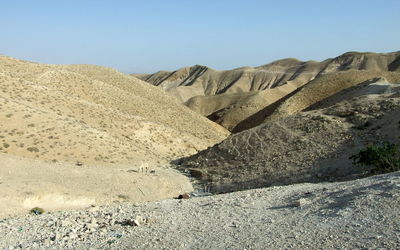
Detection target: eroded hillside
<box><xmin>135</xmin><ymin>51</ymin><xmax>400</xmax><ymax>132</ymax></box>
<box><xmin>179</xmin><ymin>79</ymin><xmax>400</xmax><ymax>193</ymax></box>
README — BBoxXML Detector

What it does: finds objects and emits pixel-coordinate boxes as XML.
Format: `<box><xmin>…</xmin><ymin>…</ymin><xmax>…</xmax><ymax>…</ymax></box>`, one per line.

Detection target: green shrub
<box><xmin>30</xmin><ymin>207</ymin><xmax>45</xmax><ymax>215</ymax></box>
<box><xmin>27</xmin><ymin>147</ymin><xmax>39</xmax><ymax>152</ymax></box>
<box><xmin>350</xmin><ymin>142</ymin><xmax>400</xmax><ymax>175</ymax></box>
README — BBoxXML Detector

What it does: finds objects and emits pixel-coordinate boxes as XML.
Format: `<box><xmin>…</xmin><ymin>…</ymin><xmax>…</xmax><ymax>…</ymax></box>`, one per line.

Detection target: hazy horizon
<box><xmin>1</xmin><ymin>0</ymin><xmax>400</xmax><ymax>73</ymax></box>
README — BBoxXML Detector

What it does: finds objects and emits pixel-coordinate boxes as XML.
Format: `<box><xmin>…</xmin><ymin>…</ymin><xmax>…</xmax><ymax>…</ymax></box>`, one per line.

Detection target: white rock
<box><xmin>133</xmin><ymin>215</ymin><xmax>147</xmax><ymax>226</ymax></box>
<box><xmin>292</xmin><ymin>198</ymin><xmax>309</xmax><ymax>207</ymax></box>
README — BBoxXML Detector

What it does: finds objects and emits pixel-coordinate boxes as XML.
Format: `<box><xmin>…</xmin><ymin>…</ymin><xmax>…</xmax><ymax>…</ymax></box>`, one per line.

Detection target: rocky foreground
<box><xmin>1</xmin><ymin>171</ymin><xmax>399</xmax><ymax>249</ymax></box>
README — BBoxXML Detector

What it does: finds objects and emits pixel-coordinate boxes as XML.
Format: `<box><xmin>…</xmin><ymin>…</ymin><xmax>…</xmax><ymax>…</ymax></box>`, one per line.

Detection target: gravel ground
<box><xmin>1</xmin><ymin>171</ymin><xmax>400</xmax><ymax>249</ymax></box>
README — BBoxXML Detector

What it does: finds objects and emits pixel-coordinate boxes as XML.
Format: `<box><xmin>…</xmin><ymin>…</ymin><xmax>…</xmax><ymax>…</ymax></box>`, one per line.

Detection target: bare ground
<box><xmin>179</xmin><ymin>81</ymin><xmax>400</xmax><ymax>193</ymax></box>
<box><xmin>0</xmin><ymin>171</ymin><xmax>399</xmax><ymax>249</ymax></box>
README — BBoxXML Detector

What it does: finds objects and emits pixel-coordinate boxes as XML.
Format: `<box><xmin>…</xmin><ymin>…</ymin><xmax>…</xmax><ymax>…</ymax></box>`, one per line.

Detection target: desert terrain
<box><xmin>0</xmin><ymin>55</ymin><xmax>228</xmax><ymax>217</ymax></box>
<box><xmin>1</xmin><ymin>171</ymin><xmax>399</xmax><ymax>249</ymax></box>
<box><xmin>179</xmin><ymin>78</ymin><xmax>400</xmax><ymax>193</ymax></box>
<box><xmin>0</xmin><ymin>51</ymin><xmax>400</xmax><ymax>249</ymax></box>
<box><xmin>135</xmin><ymin>51</ymin><xmax>400</xmax><ymax>132</ymax></box>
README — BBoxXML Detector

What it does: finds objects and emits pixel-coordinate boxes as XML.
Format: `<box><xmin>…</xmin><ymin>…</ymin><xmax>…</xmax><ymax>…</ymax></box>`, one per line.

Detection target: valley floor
<box><xmin>0</xmin><ymin>171</ymin><xmax>399</xmax><ymax>249</ymax></box>
<box><xmin>0</xmin><ymin>153</ymin><xmax>192</xmax><ymax>219</ymax></box>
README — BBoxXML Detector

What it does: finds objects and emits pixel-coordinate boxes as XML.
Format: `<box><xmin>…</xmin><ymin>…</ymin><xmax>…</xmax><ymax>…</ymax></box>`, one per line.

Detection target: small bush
<box><xmin>350</xmin><ymin>142</ymin><xmax>400</xmax><ymax>175</ymax></box>
<box><xmin>27</xmin><ymin>147</ymin><xmax>39</xmax><ymax>152</ymax></box>
<box><xmin>30</xmin><ymin>207</ymin><xmax>44</xmax><ymax>215</ymax></box>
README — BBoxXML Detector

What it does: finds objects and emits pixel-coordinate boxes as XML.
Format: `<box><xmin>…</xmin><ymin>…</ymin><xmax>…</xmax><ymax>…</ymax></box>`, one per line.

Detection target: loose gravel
<box><xmin>1</xmin><ymin>171</ymin><xmax>400</xmax><ymax>249</ymax></box>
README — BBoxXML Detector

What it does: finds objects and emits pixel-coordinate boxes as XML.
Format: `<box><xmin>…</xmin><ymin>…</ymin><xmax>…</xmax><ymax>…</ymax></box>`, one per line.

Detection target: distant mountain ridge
<box><xmin>133</xmin><ymin>51</ymin><xmax>400</xmax><ymax>132</ymax></box>
<box><xmin>134</xmin><ymin>51</ymin><xmax>400</xmax><ymax>103</ymax></box>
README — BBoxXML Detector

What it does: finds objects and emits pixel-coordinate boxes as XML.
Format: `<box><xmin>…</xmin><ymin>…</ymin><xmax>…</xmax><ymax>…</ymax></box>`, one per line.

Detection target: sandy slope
<box><xmin>0</xmin><ymin>55</ymin><xmax>230</xmax><ymax>217</ymax></box>
<box><xmin>268</xmin><ymin>71</ymin><xmax>400</xmax><ymax>121</ymax></box>
<box><xmin>179</xmin><ymin>79</ymin><xmax>400</xmax><ymax>193</ymax></box>
<box><xmin>204</xmin><ymin>81</ymin><xmax>302</xmax><ymax>132</ymax></box>
<box><xmin>232</xmin><ymin>71</ymin><xmax>400</xmax><ymax>132</ymax></box>
<box><xmin>0</xmin><ymin>171</ymin><xmax>399</xmax><ymax>249</ymax></box>
<box><xmin>0</xmin><ymin>55</ymin><xmax>228</xmax><ymax>166</ymax></box>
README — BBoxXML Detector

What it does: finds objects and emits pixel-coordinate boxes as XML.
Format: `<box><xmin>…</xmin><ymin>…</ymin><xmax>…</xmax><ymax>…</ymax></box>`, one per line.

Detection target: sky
<box><xmin>1</xmin><ymin>0</ymin><xmax>399</xmax><ymax>73</ymax></box>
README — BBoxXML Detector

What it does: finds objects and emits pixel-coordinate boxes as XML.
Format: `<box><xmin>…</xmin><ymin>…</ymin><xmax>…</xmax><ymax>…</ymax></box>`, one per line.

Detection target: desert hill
<box><xmin>134</xmin><ymin>51</ymin><xmax>400</xmax><ymax>103</ymax></box>
<box><xmin>178</xmin><ymin>78</ymin><xmax>400</xmax><ymax>193</ymax></box>
<box><xmin>233</xmin><ymin>70</ymin><xmax>400</xmax><ymax>132</ymax></box>
<box><xmin>1</xmin><ymin>53</ymin><xmax>400</xmax><ymax>248</ymax></box>
<box><xmin>188</xmin><ymin>81</ymin><xmax>302</xmax><ymax>131</ymax></box>
<box><xmin>0</xmin><ymin>55</ymin><xmax>228</xmax><ymax>166</ymax></box>
<box><xmin>0</xmin><ymin>55</ymin><xmax>230</xmax><ymax>215</ymax></box>
<box><xmin>135</xmin><ymin>51</ymin><xmax>400</xmax><ymax>131</ymax></box>
<box><xmin>133</xmin><ymin>59</ymin><xmax>326</xmax><ymax>103</ymax></box>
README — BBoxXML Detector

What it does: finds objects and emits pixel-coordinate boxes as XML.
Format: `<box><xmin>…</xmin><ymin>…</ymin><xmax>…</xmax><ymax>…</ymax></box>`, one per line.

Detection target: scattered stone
<box><xmin>43</xmin><ymin>239</ymin><xmax>51</xmax><ymax>246</ymax></box>
<box><xmin>122</xmin><ymin>215</ymin><xmax>147</xmax><ymax>227</ymax></box>
<box><xmin>61</xmin><ymin>219</ymin><xmax>71</xmax><ymax>227</ymax></box>
<box><xmin>124</xmin><ymin>219</ymin><xmax>137</xmax><ymax>226</ymax></box>
<box><xmin>0</xmin><ymin>171</ymin><xmax>398</xmax><ymax>249</ymax></box>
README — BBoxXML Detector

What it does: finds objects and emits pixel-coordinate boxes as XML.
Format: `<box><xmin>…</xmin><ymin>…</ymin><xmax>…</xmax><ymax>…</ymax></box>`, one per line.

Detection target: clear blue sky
<box><xmin>1</xmin><ymin>0</ymin><xmax>399</xmax><ymax>73</ymax></box>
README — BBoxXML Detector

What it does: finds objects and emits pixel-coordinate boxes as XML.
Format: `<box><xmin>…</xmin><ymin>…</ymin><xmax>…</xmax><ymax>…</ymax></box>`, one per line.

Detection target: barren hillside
<box><xmin>0</xmin><ymin>55</ymin><xmax>230</xmax><ymax>215</ymax></box>
<box><xmin>134</xmin><ymin>59</ymin><xmax>326</xmax><ymax>103</ymax></box>
<box><xmin>268</xmin><ymin>71</ymin><xmax>400</xmax><ymax>121</ymax></box>
<box><xmin>0</xmin><ymin>55</ymin><xmax>228</xmax><ymax>166</ymax></box>
<box><xmin>178</xmin><ymin>79</ymin><xmax>400</xmax><ymax>193</ymax></box>
<box><xmin>135</xmin><ymin>51</ymin><xmax>400</xmax><ymax>131</ymax></box>
<box><xmin>137</xmin><ymin>52</ymin><xmax>400</xmax><ymax>103</ymax></box>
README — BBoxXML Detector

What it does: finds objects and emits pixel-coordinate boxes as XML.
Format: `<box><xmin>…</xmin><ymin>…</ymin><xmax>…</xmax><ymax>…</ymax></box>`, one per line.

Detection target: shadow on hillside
<box><xmin>231</xmin><ymin>85</ymin><xmax>304</xmax><ymax>133</ymax></box>
<box><xmin>174</xmin><ymin>128</ymin><xmax>379</xmax><ymax>194</ymax></box>
<box><xmin>304</xmin><ymin>77</ymin><xmax>395</xmax><ymax>112</ymax></box>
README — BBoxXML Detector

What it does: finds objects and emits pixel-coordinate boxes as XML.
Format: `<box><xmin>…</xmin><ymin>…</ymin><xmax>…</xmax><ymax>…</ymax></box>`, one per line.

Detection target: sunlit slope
<box><xmin>0</xmin><ymin>55</ymin><xmax>228</xmax><ymax>165</ymax></box>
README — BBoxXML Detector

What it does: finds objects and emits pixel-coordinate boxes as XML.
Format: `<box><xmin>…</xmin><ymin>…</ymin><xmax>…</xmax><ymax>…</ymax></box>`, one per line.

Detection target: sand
<box><xmin>0</xmin><ymin>153</ymin><xmax>192</xmax><ymax>218</ymax></box>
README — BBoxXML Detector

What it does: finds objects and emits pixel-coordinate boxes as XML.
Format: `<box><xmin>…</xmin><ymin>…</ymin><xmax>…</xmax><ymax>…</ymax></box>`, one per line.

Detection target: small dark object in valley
<box><xmin>30</xmin><ymin>207</ymin><xmax>45</xmax><ymax>215</ymax></box>
<box><xmin>176</xmin><ymin>193</ymin><xmax>190</xmax><ymax>199</ymax></box>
